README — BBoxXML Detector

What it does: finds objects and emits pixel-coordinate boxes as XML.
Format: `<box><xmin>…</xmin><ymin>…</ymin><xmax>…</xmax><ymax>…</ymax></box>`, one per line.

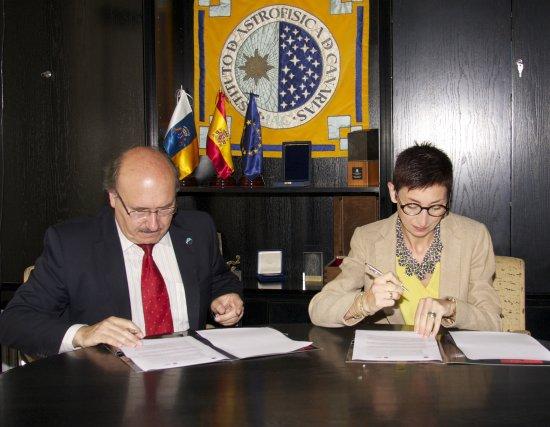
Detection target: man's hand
<box><xmin>73</xmin><ymin>316</ymin><xmax>144</xmax><ymax>349</ymax></box>
<box><xmin>210</xmin><ymin>293</ymin><xmax>244</xmax><ymax>326</ymax></box>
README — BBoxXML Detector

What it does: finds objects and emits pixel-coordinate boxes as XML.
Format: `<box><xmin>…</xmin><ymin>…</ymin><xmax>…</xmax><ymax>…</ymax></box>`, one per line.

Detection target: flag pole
<box><xmin>239</xmin><ymin>92</ymin><xmax>265</xmax><ymax>188</ymax></box>
<box><xmin>163</xmin><ymin>85</ymin><xmax>200</xmax><ymax>187</ymax></box>
<box><xmin>177</xmin><ymin>86</ymin><xmax>199</xmax><ymax>188</ymax></box>
<box><xmin>207</xmin><ymin>90</ymin><xmax>237</xmax><ymax>188</ymax></box>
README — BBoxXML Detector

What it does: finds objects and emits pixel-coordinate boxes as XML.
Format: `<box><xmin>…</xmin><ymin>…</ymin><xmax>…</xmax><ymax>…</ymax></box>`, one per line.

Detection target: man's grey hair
<box><xmin>102</xmin><ymin>146</ymin><xmax>180</xmax><ymax>192</ymax></box>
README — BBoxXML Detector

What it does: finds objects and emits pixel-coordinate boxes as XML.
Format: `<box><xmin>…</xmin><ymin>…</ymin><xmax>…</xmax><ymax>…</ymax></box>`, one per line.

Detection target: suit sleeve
<box><xmin>0</xmin><ymin>227</ymin><xmax>73</xmax><ymax>357</ymax></box>
<box><xmin>446</xmin><ymin>224</ymin><xmax>502</xmax><ymax>331</ymax></box>
<box><xmin>308</xmin><ymin>227</ymin><xmax>373</xmax><ymax>327</ymax></box>
<box><xmin>204</xmin><ymin>216</ymin><xmax>243</xmax><ymax>301</ymax></box>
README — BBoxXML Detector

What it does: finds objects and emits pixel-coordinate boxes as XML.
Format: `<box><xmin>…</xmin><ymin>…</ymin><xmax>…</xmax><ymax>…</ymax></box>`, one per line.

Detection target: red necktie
<box><xmin>138</xmin><ymin>244</ymin><xmax>174</xmax><ymax>337</ymax></box>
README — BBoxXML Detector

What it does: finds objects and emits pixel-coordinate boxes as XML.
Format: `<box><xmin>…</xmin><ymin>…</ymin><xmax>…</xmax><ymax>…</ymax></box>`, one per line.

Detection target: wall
<box><xmin>392</xmin><ymin>0</ymin><xmax>511</xmax><ymax>255</ymax></box>
<box><xmin>387</xmin><ymin>0</ymin><xmax>550</xmax><ymax>337</ymax></box>
<box><xmin>0</xmin><ymin>0</ymin><xmax>146</xmax><ymax>283</ymax></box>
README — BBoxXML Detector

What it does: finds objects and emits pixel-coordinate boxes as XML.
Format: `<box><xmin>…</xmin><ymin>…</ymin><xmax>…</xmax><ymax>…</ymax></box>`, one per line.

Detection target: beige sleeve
<box><xmin>442</xmin><ymin>224</ymin><xmax>502</xmax><ymax>331</ymax></box>
<box><xmin>308</xmin><ymin>228</ymin><xmax>374</xmax><ymax>327</ymax></box>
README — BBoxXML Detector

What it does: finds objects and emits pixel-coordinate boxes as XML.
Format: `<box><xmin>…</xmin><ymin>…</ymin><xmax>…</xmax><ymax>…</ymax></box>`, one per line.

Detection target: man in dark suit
<box><xmin>0</xmin><ymin>147</ymin><xmax>243</xmax><ymax>357</ymax></box>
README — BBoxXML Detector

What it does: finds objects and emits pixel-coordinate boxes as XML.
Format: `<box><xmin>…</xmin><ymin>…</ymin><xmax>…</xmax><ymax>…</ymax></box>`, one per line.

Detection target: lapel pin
<box><xmin>186</xmin><ymin>237</ymin><xmax>193</xmax><ymax>245</ymax></box>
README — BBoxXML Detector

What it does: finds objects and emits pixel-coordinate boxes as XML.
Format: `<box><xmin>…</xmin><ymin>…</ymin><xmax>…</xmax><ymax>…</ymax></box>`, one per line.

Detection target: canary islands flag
<box><xmin>241</xmin><ymin>93</ymin><xmax>263</xmax><ymax>180</ymax></box>
<box><xmin>206</xmin><ymin>91</ymin><xmax>235</xmax><ymax>179</ymax></box>
<box><xmin>163</xmin><ymin>90</ymin><xmax>199</xmax><ymax>180</ymax></box>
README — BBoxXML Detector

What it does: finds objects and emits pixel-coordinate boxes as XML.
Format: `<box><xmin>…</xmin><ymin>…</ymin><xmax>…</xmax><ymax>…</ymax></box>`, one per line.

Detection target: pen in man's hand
<box><xmin>365</xmin><ymin>262</ymin><xmax>409</xmax><ymax>292</ymax></box>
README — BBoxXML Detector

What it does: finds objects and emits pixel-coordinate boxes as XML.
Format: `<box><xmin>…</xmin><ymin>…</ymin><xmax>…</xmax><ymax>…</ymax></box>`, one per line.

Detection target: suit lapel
<box><xmin>95</xmin><ymin>209</ymin><xmax>131</xmax><ymax>319</ymax></box>
<box><xmin>439</xmin><ymin>213</ymin><xmax>462</xmax><ymax>298</ymax></box>
<box><xmin>373</xmin><ymin>214</ymin><xmax>398</xmax><ymax>277</ymax></box>
<box><xmin>169</xmin><ymin>222</ymin><xmax>200</xmax><ymax>330</ymax></box>
<box><xmin>372</xmin><ymin>214</ymin><xmax>404</xmax><ymax>323</ymax></box>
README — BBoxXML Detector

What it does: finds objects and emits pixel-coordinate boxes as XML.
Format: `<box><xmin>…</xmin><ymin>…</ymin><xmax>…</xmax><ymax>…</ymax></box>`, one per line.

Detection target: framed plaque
<box><xmin>273</xmin><ymin>141</ymin><xmax>312</xmax><ymax>187</ymax></box>
<box><xmin>303</xmin><ymin>252</ymin><xmax>324</xmax><ymax>283</ymax></box>
<box><xmin>257</xmin><ymin>250</ymin><xmax>285</xmax><ymax>282</ymax></box>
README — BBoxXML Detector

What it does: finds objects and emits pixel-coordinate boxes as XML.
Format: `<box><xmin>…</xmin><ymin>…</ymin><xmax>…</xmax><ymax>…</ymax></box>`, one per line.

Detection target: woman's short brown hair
<box><xmin>392</xmin><ymin>142</ymin><xmax>453</xmax><ymax>196</ymax></box>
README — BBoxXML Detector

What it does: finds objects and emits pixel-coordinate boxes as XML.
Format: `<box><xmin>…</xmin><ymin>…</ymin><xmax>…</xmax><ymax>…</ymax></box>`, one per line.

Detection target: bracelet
<box><xmin>352</xmin><ymin>291</ymin><xmax>372</xmax><ymax>319</ymax></box>
<box><xmin>352</xmin><ymin>291</ymin><xmax>367</xmax><ymax>319</ymax></box>
<box><xmin>444</xmin><ymin>296</ymin><xmax>457</xmax><ymax>319</ymax></box>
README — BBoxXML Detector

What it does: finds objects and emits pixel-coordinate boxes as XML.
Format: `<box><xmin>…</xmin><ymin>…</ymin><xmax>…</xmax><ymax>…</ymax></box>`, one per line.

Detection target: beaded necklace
<box><xmin>396</xmin><ymin>217</ymin><xmax>443</xmax><ymax>280</ymax></box>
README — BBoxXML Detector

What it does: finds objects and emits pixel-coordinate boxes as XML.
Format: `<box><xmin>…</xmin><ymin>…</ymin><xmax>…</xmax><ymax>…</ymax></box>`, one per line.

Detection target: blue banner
<box><xmin>240</xmin><ymin>93</ymin><xmax>263</xmax><ymax>180</ymax></box>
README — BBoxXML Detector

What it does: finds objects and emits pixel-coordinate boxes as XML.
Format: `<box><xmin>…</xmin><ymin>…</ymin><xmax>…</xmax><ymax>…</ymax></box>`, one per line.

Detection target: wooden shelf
<box><xmin>178</xmin><ymin>186</ymin><xmax>379</xmax><ymax>196</ymax></box>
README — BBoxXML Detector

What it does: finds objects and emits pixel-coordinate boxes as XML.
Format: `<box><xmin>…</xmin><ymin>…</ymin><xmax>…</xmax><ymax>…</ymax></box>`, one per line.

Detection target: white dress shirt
<box><xmin>59</xmin><ymin>224</ymin><xmax>189</xmax><ymax>352</ymax></box>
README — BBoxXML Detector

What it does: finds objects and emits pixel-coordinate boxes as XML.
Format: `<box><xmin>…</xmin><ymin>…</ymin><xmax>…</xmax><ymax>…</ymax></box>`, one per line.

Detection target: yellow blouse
<box><xmin>396</xmin><ymin>260</ymin><xmax>441</xmax><ymax>325</ymax></box>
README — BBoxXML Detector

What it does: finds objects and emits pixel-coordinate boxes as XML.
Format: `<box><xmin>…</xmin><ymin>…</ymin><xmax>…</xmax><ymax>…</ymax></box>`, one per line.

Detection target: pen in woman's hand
<box><xmin>365</xmin><ymin>262</ymin><xmax>409</xmax><ymax>292</ymax></box>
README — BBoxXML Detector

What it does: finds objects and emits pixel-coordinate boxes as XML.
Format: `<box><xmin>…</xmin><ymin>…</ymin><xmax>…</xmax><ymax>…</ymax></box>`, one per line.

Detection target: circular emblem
<box><xmin>219</xmin><ymin>5</ymin><xmax>340</xmax><ymax>129</ymax></box>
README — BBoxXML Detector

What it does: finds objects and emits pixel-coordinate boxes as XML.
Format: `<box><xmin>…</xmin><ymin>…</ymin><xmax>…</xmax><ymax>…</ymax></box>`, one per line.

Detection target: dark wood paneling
<box><xmin>242</xmin><ymin>291</ymin><xmax>316</xmax><ymax>326</ymax></box>
<box><xmin>155</xmin><ymin>0</ymin><xmax>194</xmax><ymax>140</ymax></box>
<box><xmin>333</xmin><ymin>195</ymin><xmax>378</xmax><ymax>256</ymax></box>
<box><xmin>192</xmin><ymin>193</ymin><xmax>334</xmax><ymax>284</ymax></box>
<box><xmin>378</xmin><ymin>0</ymin><xmax>394</xmax><ymax>219</ymax></box>
<box><xmin>54</xmin><ymin>0</ymin><xmax>145</xmax><ymax>214</ymax></box>
<box><xmin>511</xmin><ymin>0</ymin><xmax>550</xmax><ymax>293</ymax></box>
<box><xmin>177</xmin><ymin>158</ymin><xmax>361</xmax><ymax>284</ymax></box>
<box><xmin>392</xmin><ymin>0</ymin><xmax>511</xmax><ymax>255</ymax></box>
<box><xmin>526</xmin><ymin>295</ymin><xmax>550</xmax><ymax>340</ymax></box>
<box><xmin>1</xmin><ymin>1</ymin><xmax>56</xmax><ymax>282</ymax></box>
<box><xmin>0</xmin><ymin>0</ymin><xmax>145</xmax><ymax>282</ymax></box>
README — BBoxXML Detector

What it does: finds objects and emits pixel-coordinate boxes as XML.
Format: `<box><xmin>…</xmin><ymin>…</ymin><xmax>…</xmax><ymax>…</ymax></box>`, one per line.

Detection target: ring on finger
<box><xmin>427</xmin><ymin>311</ymin><xmax>436</xmax><ymax>319</ymax></box>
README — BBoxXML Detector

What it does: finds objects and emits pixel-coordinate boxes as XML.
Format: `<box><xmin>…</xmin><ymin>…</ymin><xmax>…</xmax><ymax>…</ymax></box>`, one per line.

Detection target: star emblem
<box><xmin>239</xmin><ymin>49</ymin><xmax>274</xmax><ymax>86</ymax></box>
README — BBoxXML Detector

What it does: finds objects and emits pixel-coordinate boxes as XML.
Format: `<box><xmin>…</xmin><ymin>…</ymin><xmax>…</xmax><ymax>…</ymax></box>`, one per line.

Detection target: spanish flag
<box><xmin>163</xmin><ymin>90</ymin><xmax>199</xmax><ymax>180</ymax></box>
<box><xmin>206</xmin><ymin>91</ymin><xmax>234</xmax><ymax>179</ymax></box>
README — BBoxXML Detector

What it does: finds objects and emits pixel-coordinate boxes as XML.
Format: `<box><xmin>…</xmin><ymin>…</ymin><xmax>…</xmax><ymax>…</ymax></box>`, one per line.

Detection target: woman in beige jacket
<box><xmin>309</xmin><ymin>143</ymin><xmax>501</xmax><ymax>335</ymax></box>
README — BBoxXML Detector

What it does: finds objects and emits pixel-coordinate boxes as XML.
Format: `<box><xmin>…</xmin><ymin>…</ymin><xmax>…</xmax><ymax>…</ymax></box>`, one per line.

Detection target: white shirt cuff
<box><xmin>59</xmin><ymin>324</ymin><xmax>87</xmax><ymax>353</ymax></box>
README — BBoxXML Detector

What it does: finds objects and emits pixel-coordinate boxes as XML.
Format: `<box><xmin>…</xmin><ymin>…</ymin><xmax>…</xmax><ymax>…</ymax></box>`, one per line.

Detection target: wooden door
<box><xmin>0</xmin><ymin>0</ymin><xmax>145</xmax><ymax>282</ymax></box>
<box><xmin>511</xmin><ymin>0</ymin><xmax>550</xmax><ymax>292</ymax></box>
<box><xmin>391</xmin><ymin>0</ymin><xmax>512</xmax><ymax>255</ymax></box>
<box><xmin>1</xmin><ymin>0</ymin><xmax>57</xmax><ymax>282</ymax></box>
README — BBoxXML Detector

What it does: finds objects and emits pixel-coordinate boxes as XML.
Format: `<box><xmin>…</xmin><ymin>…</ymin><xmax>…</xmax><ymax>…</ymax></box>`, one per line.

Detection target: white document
<box><xmin>196</xmin><ymin>327</ymin><xmax>313</xmax><ymax>359</ymax></box>
<box><xmin>449</xmin><ymin>331</ymin><xmax>550</xmax><ymax>361</ymax></box>
<box><xmin>352</xmin><ymin>330</ymin><xmax>442</xmax><ymax>362</ymax></box>
<box><xmin>121</xmin><ymin>336</ymin><xmax>228</xmax><ymax>371</ymax></box>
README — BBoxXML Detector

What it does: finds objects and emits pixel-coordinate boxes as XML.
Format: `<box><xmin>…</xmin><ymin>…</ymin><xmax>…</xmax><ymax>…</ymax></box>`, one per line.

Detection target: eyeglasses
<box><xmin>115</xmin><ymin>193</ymin><xmax>177</xmax><ymax>220</ymax></box>
<box><xmin>396</xmin><ymin>196</ymin><xmax>449</xmax><ymax>217</ymax></box>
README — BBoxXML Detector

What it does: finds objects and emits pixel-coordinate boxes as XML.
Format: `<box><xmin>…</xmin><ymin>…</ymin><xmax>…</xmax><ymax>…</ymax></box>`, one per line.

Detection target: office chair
<box><xmin>22</xmin><ymin>266</ymin><xmax>34</xmax><ymax>283</ymax></box>
<box><xmin>18</xmin><ymin>266</ymin><xmax>39</xmax><ymax>364</ymax></box>
<box><xmin>0</xmin><ymin>266</ymin><xmax>36</xmax><ymax>371</ymax></box>
<box><xmin>493</xmin><ymin>256</ymin><xmax>526</xmax><ymax>333</ymax></box>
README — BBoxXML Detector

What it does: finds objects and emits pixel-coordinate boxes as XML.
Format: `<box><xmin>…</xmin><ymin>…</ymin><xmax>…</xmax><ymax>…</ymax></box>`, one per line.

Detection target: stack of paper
<box><xmin>119</xmin><ymin>327</ymin><xmax>313</xmax><ymax>372</ymax></box>
<box><xmin>197</xmin><ymin>327</ymin><xmax>313</xmax><ymax>359</ymax></box>
<box><xmin>449</xmin><ymin>331</ymin><xmax>550</xmax><ymax>361</ymax></box>
<box><xmin>352</xmin><ymin>330</ymin><xmax>442</xmax><ymax>362</ymax></box>
<box><xmin>121</xmin><ymin>336</ymin><xmax>228</xmax><ymax>372</ymax></box>
<box><xmin>351</xmin><ymin>329</ymin><xmax>550</xmax><ymax>365</ymax></box>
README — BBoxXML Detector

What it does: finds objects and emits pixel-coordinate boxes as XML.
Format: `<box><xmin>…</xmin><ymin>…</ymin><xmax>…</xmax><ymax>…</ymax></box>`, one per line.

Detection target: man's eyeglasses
<box><xmin>396</xmin><ymin>196</ymin><xmax>448</xmax><ymax>217</ymax></box>
<box><xmin>115</xmin><ymin>193</ymin><xmax>177</xmax><ymax>220</ymax></box>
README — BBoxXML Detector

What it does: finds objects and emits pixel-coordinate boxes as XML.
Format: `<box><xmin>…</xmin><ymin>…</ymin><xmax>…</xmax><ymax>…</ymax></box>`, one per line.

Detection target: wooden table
<box><xmin>1</xmin><ymin>324</ymin><xmax>549</xmax><ymax>426</ymax></box>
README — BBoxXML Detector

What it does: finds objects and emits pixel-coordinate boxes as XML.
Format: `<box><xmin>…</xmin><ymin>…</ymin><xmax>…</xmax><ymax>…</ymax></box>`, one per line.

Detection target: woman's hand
<box><xmin>364</xmin><ymin>272</ymin><xmax>405</xmax><ymax>313</ymax></box>
<box><xmin>414</xmin><ymin>297</ymin><xmax>454</xmax><ymax>337</ymax></box>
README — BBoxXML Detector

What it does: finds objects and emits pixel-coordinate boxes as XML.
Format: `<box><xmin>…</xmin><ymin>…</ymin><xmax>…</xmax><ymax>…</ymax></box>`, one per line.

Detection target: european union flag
<box><xmin>240</xmin><ymin>93</ymin><xmax>263</xmax><ymax>181</ymax></box>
